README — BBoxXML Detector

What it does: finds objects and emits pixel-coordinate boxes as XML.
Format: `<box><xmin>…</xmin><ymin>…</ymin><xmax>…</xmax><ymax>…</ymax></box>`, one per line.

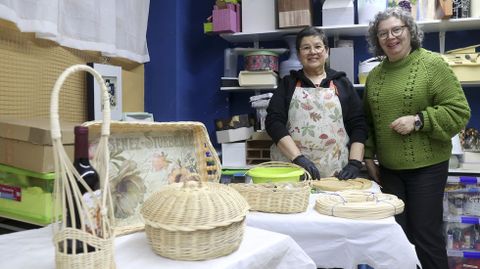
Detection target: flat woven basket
<box><xmin>50</xmin><ymin>65</ymin><xmax>116</xmax><ymax>269</ymax></box>
<box><xmin>140</xmin><ymin>174</ymin><xmax>249</xmax><ymax>261</ymax></box>
<box><xmin>314</xmin><ymin>190</ymin><xmax>405</xmax><ymax>220</ymax></box>
<box><xmin>312</xmin><ymin>177</ymin><xmax>372</xmax><ymax>192</ymax></box>
<box><xmin>83</xmin><ymin>121</ymin><xmax>222</xmax><ymax>236</ymax></box>
<box><xmin>230</xmin><ymin>161</ymin><xmax>311</xmax><ymax>213</ymax></box>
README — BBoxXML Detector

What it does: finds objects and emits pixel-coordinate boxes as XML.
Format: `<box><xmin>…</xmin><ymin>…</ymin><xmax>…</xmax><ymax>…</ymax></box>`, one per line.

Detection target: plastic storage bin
<box><xmin>444</xmin><ymin>176</ymin><xmax>480</xmax><ymax>219</ymax></box>
<box><xmin>0</xmin><ymin>163</ymin><xmax>56</xmax><ymax>225</ymax></box>
<box><xmin>444</xmin><ymin>175</ymin><xmax>480</xmax><ymax>267</ymax></box>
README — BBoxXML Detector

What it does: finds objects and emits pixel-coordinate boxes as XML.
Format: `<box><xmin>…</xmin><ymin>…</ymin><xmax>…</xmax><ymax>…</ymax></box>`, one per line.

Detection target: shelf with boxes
<box><xmin>220</xmin><ymin>18</ymin><xmax>480</xmax><ymax>44</ymax></box>
<box><xmin>0</xmin><ymin>118</ymin><xmax>77</xmax><ymax>226</ymax></box>
<box><xmin>444</xmin><ymin>175</ymin><xmax>480</xmax><ymax>266</ymax></box>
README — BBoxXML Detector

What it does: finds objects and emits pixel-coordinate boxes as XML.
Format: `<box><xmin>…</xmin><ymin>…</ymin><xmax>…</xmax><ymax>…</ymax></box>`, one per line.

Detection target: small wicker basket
<box><xmin>140</xmin><ymin>174</ymin><xmax>249</xmax><ymax>261</ymax></box>
<box><xmin>50</xmin><ymin>65</ymin><xmax>116</xmax><ymax>269</ymax></box>
<box><xmin>230</xmin><ymin>161</ymin><xmax>311</xmax><ymax>214</ymax></box>
<box><xmin>230</xmin><ymin>182</ymin><xmax>311</xmax><ymax>213</ymax></box>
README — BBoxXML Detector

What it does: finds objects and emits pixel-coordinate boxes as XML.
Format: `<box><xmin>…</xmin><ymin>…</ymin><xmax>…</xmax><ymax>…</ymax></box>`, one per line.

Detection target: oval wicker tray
<box><xmin>84</xmin><ymin>121</ymin><xmax>221</xmax><ymax>236</ymax></box>
<box><xmin>312</xmin><ymin>177</ymin><xmax>372</xmax><ymax>192</ymax></box>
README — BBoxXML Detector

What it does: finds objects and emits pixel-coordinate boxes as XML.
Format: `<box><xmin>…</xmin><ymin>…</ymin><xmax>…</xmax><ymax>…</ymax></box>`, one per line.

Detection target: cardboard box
<box><xmin>330</xmin><ymin>46</ymin><xmax>354</xmax><ymax>83</ymax></box>
<box><xmin>0</xmin><ymin>118</ymin><xmax>77</xmax><ymax>173</ymax></box>
<box><xmin>443</xmin><ymin>45</ymin><xmax>480</xmax><ymax>82</ymax></box>
<box><xmin>277</xmin><ymin>0</ymin><xmax>312</xmax><ymax>29</ymax></box>
<box><xmin>221</xmin><ymin>142</ymin><xmax>247</xmax><ymax>168</ymax></box>
<box><xmin>0</xmin><ymin>163</ymin><xmax>57</xmax><ymax>225</ymax></box>
<box><xmin>322</xmin><ymin>0</ymin><xmax>354</xmax><ymax>26</ymax></box>
<box><xmin>242</xmin><ymin>0</ymin><xmax>275</xmax><ymax>33</ymax></box>
<box><xmin>212</xmin><ymin>3</ymin><xmax>241</xmax><ymax>33</ymax></box>
<box><xmin>215</xmin><ymin>114</ymin><xmax>255</xmax><ymax>131</ymax></box>
<box><xmin>216</xmin><ymin>126</ymin><xmax>254</xmax><ymax>144</ymax></box>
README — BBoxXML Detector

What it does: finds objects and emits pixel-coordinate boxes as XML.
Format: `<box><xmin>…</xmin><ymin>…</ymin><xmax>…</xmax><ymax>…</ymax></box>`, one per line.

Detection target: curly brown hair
<box><xmin>366</xmin><ymin>7</ymin><xmax>424</xmax><ymax>57</ymax></box>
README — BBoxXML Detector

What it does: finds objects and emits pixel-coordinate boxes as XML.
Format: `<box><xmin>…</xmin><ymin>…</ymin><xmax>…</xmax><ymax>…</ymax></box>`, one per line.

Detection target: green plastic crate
<box><xmin>0</xmin><ymin>163</ymin><xmax>57</xmax><ymax>225</ymax></box>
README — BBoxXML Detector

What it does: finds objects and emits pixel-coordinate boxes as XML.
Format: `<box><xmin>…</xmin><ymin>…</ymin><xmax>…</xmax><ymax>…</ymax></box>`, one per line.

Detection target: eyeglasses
<box><xmin>299</xmin><ymin>44</ymin><xmax>325</xmax><ymax>54</ymax></box>
<box><xmin>377</xmin><ymin>25</ymin><xmax>407</xmax><ymax>40</ymax></box>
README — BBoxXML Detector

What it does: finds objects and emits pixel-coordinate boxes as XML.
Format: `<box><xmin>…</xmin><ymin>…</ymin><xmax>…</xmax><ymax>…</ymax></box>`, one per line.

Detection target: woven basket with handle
<box><xmin>230</xmin><ymin>161</ymin><xmax>311</xmax><ymax>213</ymax></box>
<box><xmin>140</xmin><ymin>174</ymin><xmax>249</xmax><ymax>261</ymax></box>
<box><xmin>51</xmin><ymin>64</ymin><xmax>115</xmax><ymax>269</ymax></box>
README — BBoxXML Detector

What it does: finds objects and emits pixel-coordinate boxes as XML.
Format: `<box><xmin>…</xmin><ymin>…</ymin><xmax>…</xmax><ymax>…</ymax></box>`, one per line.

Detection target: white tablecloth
<box><xmin>246</xmin><ymin>185</ymin><xmax>422</xmax><ymax>269</ymax></box>
<box><xmin>0</xmin><ymin>226</ymin><xmax>316</xmax><ymax>269</ymax></box>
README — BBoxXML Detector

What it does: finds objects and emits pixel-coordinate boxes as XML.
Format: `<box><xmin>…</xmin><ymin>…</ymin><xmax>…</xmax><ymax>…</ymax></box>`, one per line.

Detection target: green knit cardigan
<box><xmin>363</xmin><ymin>48</ymin><xmax>471</xmax><ymax>170</ymax></box>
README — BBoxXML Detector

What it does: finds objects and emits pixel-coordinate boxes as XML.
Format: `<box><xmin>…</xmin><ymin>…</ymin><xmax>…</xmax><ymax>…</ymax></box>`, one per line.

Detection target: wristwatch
<box><xmin>414</xmin><ymin>114</ymin><xmax>423</xmax><ymax>131</ymax></box>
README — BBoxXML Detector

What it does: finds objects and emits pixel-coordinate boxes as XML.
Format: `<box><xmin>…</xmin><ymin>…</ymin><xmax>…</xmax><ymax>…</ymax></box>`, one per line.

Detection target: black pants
<box><xmin>380</xmin><ymin>161</ymin><xmax>449</xmax><ymax>269</ymax></box>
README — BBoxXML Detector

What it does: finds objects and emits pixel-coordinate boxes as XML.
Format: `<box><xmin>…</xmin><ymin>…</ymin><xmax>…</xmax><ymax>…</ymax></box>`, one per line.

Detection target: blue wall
<box><xmin>145</xmin><ymin>1</ymin><xmax>480</xmax><ymax>147</ymax></box>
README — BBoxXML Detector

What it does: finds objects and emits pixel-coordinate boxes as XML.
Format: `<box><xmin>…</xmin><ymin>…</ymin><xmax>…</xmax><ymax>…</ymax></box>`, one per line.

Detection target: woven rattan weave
<box><xmin>312</xmin><ymin>177</ymin><xmax>373</xmax><ymax>192</ymax></box>
<box><xmin>51</xmin><ymin>65</ymin><xmax>116</xmax><ymax>269</ymax></box>
<box><xmin>230</xmin><ymin>182</ymin><xmax>311</xmax><ymax>213</ymax></box>
<box><xmin>314</xmin><ymin>190</ymin><xmax>405</xmax><ymax>220</ymax></box>
<box><xmin>141</xmin><ymin>175</ymin><xmax>249</xmax><ymax>260</ymax></box>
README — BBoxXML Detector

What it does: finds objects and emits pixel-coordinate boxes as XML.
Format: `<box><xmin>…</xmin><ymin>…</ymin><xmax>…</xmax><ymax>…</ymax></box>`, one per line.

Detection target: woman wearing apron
<box><xmin>266</xmin><ymin>27</ymin><xmax>367</xmax><ymax>180</ymax></box>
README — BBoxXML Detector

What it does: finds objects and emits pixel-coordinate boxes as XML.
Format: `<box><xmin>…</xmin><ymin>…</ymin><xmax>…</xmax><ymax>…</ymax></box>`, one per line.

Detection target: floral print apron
<box><xmin>270</xmin><ymin>81</ymin><xmax>349</xmax><ymax>178</ymax></box>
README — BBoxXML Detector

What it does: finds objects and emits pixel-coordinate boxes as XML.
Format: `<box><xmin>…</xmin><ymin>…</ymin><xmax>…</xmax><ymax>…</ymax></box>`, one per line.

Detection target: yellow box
<box><xmin>443</xmin><ymin>45</ymin><xmax>480</xmax><ymax>83</ymax></box>
<box><xmin>0</xmin><ymin>163</ymin><xmax>57</xmax><ymax>225</ymax></box>
<box><xmin>449</xmin><ymin>63</ymin><xmax>480</xmax><ymax>82</ymax></box>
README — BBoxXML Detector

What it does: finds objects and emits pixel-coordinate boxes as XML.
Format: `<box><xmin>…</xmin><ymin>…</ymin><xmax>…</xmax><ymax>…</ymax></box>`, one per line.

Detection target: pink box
<box><xmin>212</xmin><ymin>4</ymin><xmax>240</xmax><ymax>33</ymax></box>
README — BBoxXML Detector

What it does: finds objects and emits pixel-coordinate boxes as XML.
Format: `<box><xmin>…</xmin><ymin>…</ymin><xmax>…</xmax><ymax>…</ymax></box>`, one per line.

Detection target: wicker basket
<box><xmin>230</xmin><ymin>161</ymin><xmax>311</xmax><ymax>214</ymax></box>
<box><xmin>140</xmin><ymin>174</ymin><xmax>249</xmax><ymax>261</ymax></box>
<box><xmin>230</xmin><ymin>181</ymin><xmax>311</xmax><ymax>213</ymax></box>
<box><xmin>83</xmin><ymin>121</ymin><xmax>222</xmax><ymax>236</ymax></box>
<box><xmin>312</xmin><ymin>177</ymin><xmax>373</xmax><ymax>192</ymax></box>
<box><xmin>50</xmin><ymin>65</ymin><xmax>116</xmax><ymax>269</ymax></box>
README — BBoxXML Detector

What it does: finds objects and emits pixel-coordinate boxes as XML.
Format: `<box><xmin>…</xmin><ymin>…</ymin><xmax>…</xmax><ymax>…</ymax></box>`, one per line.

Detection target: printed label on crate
<box><xmin>0</xmin><ymin>184</ymin><xmax>21</xmax><ymax>201</ymax></box>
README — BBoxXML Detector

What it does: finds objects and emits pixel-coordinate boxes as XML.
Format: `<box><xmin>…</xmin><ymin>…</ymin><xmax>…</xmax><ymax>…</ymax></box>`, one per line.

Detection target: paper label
<box><xmin>0</xmin><ymin>184</ymin><xmax>21</xmax><ymax>201</ymax></box>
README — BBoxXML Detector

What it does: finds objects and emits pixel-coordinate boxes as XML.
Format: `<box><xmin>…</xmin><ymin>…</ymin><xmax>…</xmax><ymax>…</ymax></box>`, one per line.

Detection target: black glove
<box><xmin>292</xmin><ymin>155</ymin><xmax>320</xmax><ymax>180</ymax></box>
<box><xmin>337</xmin><ymin>159</ymin><xmax>363</xmax><ymax>180</ymax></box>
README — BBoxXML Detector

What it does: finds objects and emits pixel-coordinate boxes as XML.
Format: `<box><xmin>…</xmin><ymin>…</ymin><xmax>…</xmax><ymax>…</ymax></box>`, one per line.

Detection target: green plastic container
<box><xmin>247</xmin><ymin>167</ymin><xmax>304</xmax><ymax>183</ymax></box>
<box><xmin>0</xmin><ymin>163</ymin><xmax>57</xmax><ymax>225</ymax></box>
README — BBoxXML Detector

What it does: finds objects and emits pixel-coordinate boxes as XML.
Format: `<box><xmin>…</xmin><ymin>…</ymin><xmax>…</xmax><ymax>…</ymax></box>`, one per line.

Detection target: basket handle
<box><xmin>181</xmin><ymin>173</ymin><xmax>204</xmax><ymax>188</ymax></box>
<box><xmin>50</xmin><ymin>64</ymin><xmax>111</xmax><ymax>139</ymax></box>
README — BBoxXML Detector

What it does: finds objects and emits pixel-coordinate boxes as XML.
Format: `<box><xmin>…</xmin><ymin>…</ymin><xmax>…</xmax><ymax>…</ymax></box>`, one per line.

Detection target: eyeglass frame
<box><xmin>299</xmin><ymin>44</ymin><xmax>326</xmax><ymax>54</ymax></box>
<box><xmin>377</xmin><ymin>25</ymin><xmax>407</xmax><ymax>40</ymax></box>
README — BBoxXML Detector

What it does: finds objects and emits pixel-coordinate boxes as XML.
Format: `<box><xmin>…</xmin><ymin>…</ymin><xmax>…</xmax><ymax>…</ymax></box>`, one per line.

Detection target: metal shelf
<box><xmin>220</xmin><ymin>18</ymin><xmax>480</xmax><ymax>43</ymax></box>
<box><xmin>220</xmin><ymin>86</ymin><xmax>277</xmax><ymax>92</ymax></box>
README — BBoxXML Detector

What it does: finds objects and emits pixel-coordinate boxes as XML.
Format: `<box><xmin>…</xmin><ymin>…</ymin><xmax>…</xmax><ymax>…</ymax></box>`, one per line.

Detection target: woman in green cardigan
<box><xmin>363</xmin><ymin>7</ymin><xmax>470</xmax><ymax>269</ymax></box>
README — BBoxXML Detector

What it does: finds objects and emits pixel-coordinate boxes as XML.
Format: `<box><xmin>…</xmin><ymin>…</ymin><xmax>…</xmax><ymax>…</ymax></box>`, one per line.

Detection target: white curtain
<box><xmin>0</xmin><ymin>0</ymin><xmax>150</xmax><ymax>63</ymax></box>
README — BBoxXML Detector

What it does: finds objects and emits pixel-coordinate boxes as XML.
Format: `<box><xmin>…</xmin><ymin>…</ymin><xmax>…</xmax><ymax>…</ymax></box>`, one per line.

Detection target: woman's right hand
<box><xmin>364</xmin><ymin>159</ymin><xmax>380</xmax><ymax>184</ymax></box>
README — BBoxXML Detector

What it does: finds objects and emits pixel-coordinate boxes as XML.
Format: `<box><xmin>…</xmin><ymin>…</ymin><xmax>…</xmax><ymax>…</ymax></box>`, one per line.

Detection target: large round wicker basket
<box><xmin>140</xmin><ymin>175</ymin><xmax>249</xmax><ymax>261</ymax></box>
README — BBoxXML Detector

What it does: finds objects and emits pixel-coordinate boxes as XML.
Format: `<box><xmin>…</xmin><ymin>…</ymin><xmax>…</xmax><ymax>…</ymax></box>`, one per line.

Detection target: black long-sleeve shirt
<box><xmin>265</xmin><ymin>68</ymin><xmax>368</xmax><ymax>146</ymax></box>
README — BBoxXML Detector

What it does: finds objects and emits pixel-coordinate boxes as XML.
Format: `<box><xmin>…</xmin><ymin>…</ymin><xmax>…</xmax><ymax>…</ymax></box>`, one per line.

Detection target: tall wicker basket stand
<box><xmin>50</xmin><ymin>64</ymin><xmax>116</xmax><ymax>269</ymax></box>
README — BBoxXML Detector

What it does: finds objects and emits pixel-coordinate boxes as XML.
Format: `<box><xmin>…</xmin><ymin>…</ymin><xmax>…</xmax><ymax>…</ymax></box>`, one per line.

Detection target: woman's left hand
<box><xmin>390</xmin><ymin>115</ymin><xmax>415</xmax><ymax>135</ymax></box>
